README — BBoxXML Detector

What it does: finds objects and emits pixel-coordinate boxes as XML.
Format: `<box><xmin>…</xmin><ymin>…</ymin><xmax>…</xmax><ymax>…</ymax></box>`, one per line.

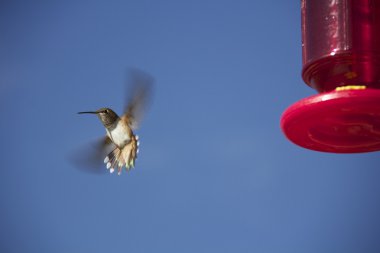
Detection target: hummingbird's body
<box><xmin>78</xmin><ymin>108</ymin><xmax>140</xmax><ymax>175</ymax></box>
<box><xmin>106</xmin><ymin>117</ymin><xmax>132</xmax><ymax>148</ymax></box>
<box><xmin>78</xmin><ymin>70</ymin><xmax>152</xmax><ymax>175</ymax></box>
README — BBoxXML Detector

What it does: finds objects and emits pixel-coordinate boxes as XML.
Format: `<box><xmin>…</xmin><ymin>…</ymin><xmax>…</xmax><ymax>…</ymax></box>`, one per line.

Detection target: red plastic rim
<box><xmin>281</xmin><ymin>88</ymin><xmax>380</xmax><ymax>153</ymax></box>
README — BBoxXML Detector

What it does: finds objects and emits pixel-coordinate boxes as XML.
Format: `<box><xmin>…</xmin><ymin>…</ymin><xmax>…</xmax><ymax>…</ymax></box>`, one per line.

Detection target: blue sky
<box><xmin>1</xmin><ymin>1</ymin><xmax>380</xmax><ymax>252</ymax></box>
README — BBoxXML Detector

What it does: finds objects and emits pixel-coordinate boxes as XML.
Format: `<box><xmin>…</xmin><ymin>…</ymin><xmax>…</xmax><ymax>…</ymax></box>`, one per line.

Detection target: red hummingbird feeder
<box><xmin>281</xmin><ymin>0</ymin><xmax>380</xmax><ymax>153</ymax></box>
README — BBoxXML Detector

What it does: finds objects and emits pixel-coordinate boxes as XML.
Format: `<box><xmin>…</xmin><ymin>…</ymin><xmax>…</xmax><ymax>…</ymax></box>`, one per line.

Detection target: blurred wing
<box><xmin>69</xmin><ymin>136</ymin><xmax>115</xmax><ymax>174</ymax></box>
<box><xmin>122</xmin><ymin>69</ymin><xmax>153</xmax><ymax>130</ymax></box>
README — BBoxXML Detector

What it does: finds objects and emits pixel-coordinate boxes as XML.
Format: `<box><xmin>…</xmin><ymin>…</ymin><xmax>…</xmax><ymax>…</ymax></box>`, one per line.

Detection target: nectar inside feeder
<box><xmin>281</xmin><ymin>0</ymin><xmax>380</xmax><ymax>153</ymax></box>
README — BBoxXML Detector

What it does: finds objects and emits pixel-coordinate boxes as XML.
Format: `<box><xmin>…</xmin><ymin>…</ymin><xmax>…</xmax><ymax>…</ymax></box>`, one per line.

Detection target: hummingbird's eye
<box><xmin>104</xmin><ymin>109</ymin><xmax>109</xmax><ymax>114</ymax></box>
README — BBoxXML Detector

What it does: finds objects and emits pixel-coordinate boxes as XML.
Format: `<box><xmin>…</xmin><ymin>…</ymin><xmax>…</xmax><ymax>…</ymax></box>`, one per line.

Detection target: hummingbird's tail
<box><xmin>103</xmin><ymin>135</ymin><xmax>139</xmax><ymax>175</ymax></box>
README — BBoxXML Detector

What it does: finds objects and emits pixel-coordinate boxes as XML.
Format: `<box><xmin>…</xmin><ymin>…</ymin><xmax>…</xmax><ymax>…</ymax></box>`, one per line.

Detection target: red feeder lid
<box><xmin>281</xmin><ymin>88</ymin><xmax>380</xmax><ymax>153</ymax></box>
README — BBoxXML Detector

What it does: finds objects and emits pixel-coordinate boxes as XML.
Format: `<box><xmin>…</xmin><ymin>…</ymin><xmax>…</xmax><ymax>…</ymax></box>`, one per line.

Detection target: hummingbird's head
<box><xmin>78</xmin><ymin>108</ymin><xmax>119</xmax><ymax>128</ymax></box>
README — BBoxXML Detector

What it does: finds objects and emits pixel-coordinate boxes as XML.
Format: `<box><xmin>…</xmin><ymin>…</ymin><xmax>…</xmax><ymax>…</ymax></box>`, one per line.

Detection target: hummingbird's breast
<box><xmin>106</xmin><ymin>120</ymin><xmax>132</xmax><ymax>148</ymax></box>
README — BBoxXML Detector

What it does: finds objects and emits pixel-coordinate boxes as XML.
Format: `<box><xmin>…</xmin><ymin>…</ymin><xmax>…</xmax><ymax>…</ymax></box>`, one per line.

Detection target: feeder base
<box><xmin>281</xmin><ymin>88</ymin><xmax>380</xmax><ymax>153</ymax></box>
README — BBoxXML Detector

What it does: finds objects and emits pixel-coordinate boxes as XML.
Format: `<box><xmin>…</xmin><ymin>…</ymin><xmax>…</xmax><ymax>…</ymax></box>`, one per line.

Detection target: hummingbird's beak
<box><xmin>78</xmin><ymin>111</ymin><xmax>98</xmax><ymax>114</ymax></box>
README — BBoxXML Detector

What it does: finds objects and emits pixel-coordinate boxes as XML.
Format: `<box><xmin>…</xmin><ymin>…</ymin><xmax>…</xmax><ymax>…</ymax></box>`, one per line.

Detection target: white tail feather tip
<box><xmin>104</xmin><ymin>156</ymin><xmax>109</xmax><ymax>163</ymax></box>
<box><xmin>110</xmin><ymin>168</ymin><xmax>115</xmax><ymax>173</ymax></box>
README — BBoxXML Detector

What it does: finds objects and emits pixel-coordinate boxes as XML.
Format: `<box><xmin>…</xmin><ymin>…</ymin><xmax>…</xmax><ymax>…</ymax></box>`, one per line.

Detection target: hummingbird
<box><xmin>78</xmin><ymin>70</ymin><xmax>153</xmax><ymax>175</ymax></box>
